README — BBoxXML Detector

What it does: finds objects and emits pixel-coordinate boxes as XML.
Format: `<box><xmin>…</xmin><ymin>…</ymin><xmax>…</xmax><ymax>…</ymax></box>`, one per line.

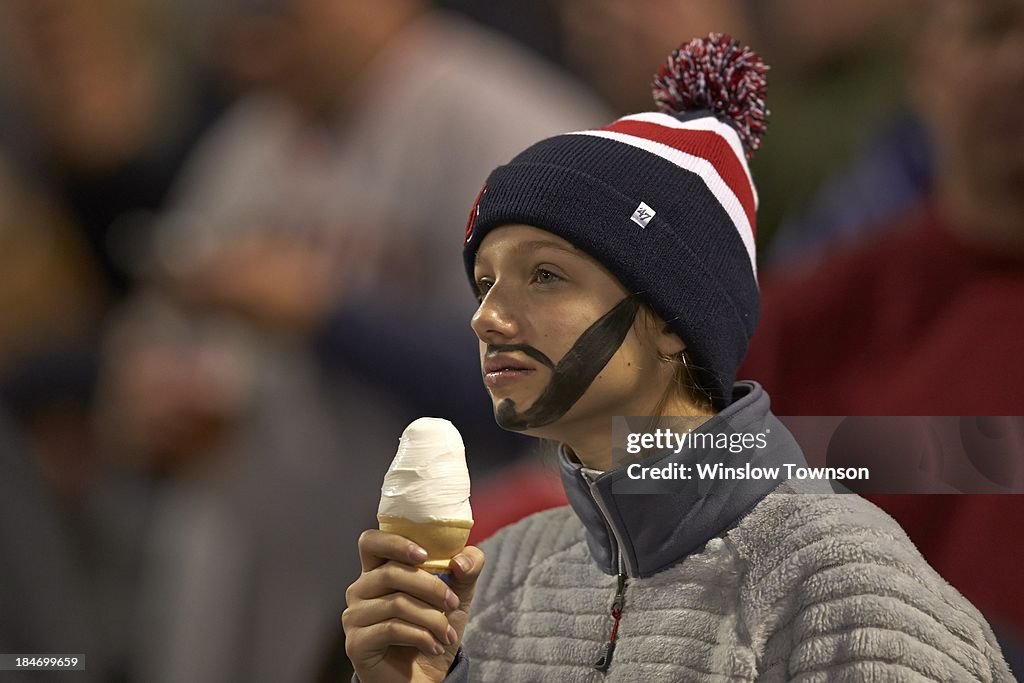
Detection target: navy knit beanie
<box><xmin>463</xmin><ymin>34</ymin><xmax>769</xmax><ymax>409</ymax></box>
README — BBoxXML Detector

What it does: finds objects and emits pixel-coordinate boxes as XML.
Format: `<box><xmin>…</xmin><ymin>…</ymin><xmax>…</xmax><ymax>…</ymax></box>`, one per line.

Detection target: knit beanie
<box><xmin>463</xmin><ymin>34</ymin><xmax>768</xmax><ymax>409</ymax></box>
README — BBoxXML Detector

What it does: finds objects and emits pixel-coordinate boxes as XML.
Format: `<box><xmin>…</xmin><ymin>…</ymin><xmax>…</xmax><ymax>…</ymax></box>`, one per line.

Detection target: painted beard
<box><xmin>490</xmin><ymin>296</ymin><xmax>640</xmax><ymax>431</ymax></box>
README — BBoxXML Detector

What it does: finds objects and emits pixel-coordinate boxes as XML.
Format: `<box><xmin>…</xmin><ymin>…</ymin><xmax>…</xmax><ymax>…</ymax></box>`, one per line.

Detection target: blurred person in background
<box><xmin>0</xmin><ymin>2</ymin><xmax>226</xmax><ymax>680</ymax></box>
<box><xmin>745</xmin><ymin>0</ymin><xmax>918</xmax><ymax>255</ymax></box>
<box><xmin>84</xmin><ymin>1</ymin><xmax>610</xmax><ymax>681</ymax></box>
<box><xmin>0</xmin><ymin>155</ymin><xmax>104</xmax><ymax>398</ymax></box>
<box><xmin>0</xmin><ymin>0</ymin><xmax>221</xmax><ymax>480</ymax></box>
<box><xmin>556</xmin><ymin>0</ymin><xmax>752</xmax><ymax>115</ymax></box>
<box><xmin>0</xmin><ymin>0</ymin><xmax>226</xmax><ymax>298</ymax></box>
<box><xmin>748</xmin><ymin>0</ymin><xmax>933</xmax><ymax>265</ymax></box>
<box><xmin>94</xmin><ymin>292</ymin><xmax>407</xmax><ymax>683</ymax></box>
<box><xmin>0</xmin><ymin>409</ymin><xmax>105</xmax><ymax>683</ymax></box>
<box><xmin>149</xmin><ymin>0</ymin><xmax>609</xmax><ymax>470</ymax></box>
<box><xmin>0</xmin><ymin>136</ymin><xmax>140</xmax><ymax>683</ymax></box>
<box><xmin>742</xmin><ymin>0</ymin><xmax>1024</xmax><ymax>673</ymax></box>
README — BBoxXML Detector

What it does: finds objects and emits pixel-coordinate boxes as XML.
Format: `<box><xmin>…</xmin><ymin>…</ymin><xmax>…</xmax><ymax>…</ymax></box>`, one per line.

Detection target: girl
<box><xmin>343</xmin><ymin>35</ymin><xmax>1012</xmax><ymax>682</ymax></box>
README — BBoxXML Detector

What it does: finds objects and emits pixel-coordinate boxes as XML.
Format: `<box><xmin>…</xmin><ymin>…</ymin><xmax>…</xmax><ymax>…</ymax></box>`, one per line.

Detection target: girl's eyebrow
<box><xmin>512</xmin><ymin>239</ymin><xmax>585</xmax><ymax>260</ymax></box>
<box><xmin>476</xmin><ymin>238</ymin><xmax>583</xmax><ymax>269</ymax></box>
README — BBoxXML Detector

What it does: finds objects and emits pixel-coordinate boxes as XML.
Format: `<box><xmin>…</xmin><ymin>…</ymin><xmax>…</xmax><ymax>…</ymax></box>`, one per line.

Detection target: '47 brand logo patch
<box><xmin>630</xmin><ymin>201</ymin><xmax>656</xmax><ymax>228</ymax></box>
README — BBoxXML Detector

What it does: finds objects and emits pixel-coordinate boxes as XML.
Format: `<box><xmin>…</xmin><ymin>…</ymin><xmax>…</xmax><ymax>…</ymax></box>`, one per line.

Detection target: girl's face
<box><xmin>471</xmin><ymin>224</ymin><xmax>680</xmax><ymax>446</ymax></box>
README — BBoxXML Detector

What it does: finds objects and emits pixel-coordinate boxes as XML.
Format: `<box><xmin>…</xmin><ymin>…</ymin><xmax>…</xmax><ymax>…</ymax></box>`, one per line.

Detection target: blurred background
<box><xmin>0</xmin><ymin>0</ymin><xmax>1021</xmax><ymax>681</ymax></box>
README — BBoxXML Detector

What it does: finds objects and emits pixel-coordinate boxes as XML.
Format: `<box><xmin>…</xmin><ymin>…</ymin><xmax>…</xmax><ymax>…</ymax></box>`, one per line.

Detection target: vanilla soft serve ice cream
<box><xmin>378</xmin><ymin>417</ymin><xmax>472</xmax><ymax>523</ymax></box>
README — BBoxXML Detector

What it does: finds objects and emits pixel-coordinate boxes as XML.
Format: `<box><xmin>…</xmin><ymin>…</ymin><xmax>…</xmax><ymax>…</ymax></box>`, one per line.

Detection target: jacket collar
<box><xmin>558</xmin><ymin>381</ymin><xmax>806</xmax><ymax>578</ymax></box>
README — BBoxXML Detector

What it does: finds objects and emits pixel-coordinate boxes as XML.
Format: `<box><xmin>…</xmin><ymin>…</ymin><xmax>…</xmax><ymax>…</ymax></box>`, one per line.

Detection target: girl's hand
<box><xmin>343</xmin><ymin>529</ymin><xmax>485</xmax><ymax>683</ymax></box>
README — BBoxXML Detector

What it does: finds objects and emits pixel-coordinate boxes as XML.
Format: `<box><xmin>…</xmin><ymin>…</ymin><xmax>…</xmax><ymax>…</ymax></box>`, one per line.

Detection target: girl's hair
<box><xmin>656</xmin><ymin>350</ymin><xmax>716</xmax><ymax>416</ymax></box>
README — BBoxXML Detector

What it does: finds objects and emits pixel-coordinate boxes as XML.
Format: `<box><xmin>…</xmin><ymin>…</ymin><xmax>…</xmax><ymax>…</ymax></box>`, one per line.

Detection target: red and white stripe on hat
<box><xmin>568</xmin><ymin>112</ymin><xmax>758</xmax><ymax>277</ymax></box>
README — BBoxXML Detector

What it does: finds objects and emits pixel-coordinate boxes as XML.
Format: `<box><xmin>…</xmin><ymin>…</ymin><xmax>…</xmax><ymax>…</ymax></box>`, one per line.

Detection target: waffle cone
<box><xmin>377</xmin><ymin>514</ymin><xmax>474</xmax><ymax>573</ymax></box>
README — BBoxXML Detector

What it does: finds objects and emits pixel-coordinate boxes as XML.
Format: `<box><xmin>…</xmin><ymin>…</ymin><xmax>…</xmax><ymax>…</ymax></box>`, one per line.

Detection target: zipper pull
<box><xmin>594</xmin><ymin>641</ymin><xmax>616</xmax><ymax>672</ymax></box>
<box><xmin>612</xmin><ymin>572</ymin><xmax>626</xmax><ymax>610</ymax></box>
<box><xmin>594</xmin><ymin>572</ymin><xmax>627</xmax><ymax>672</ymax></box>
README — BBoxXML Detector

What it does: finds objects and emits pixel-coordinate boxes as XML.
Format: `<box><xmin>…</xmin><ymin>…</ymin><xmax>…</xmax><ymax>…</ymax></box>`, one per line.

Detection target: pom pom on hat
<box><xmin>652</xmin><ymin>33</ymin><xmax>769</xmax><ymax>158</ymax></box>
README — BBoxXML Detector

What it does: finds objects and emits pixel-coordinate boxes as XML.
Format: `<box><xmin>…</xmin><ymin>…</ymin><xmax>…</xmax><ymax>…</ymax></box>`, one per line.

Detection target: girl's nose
<box><xmin>470</xmin><ymin>283</ymin><xmax>520</xmax><ymax>344</ymax></box>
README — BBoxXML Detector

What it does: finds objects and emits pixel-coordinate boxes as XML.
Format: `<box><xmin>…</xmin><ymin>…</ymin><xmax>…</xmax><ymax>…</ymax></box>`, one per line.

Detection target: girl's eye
<box><xmin>475</xmin><ymin>277</ymin><xmax>494</xmax><ymax>300</ymax></box>
<box><xmin>533</xmin><ymin>268</ymin><xmax>562</xmax><ymax>285</ymax></box>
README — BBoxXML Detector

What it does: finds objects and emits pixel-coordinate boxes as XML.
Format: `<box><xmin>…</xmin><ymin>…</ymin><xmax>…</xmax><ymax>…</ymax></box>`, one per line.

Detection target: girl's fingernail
<box><xmin>409</xmin><ymin>545</ymin><xmax>428</xmax><ymax>562</ymax></box>
<box><xmin>447</xmin><ymin>626</ymin><xmax>458</xmax><ymax>645</ymax></box>
<box><xmin>445</xmin><ymin>590</ymin><xmax>460</xmax><ymax>611</ymax></box>
<box><xmin>453</xmin><ymin>555</ymin><xmax>471</xmax><ymax>573</ymax></box>
<box><xmin>433</xmin><ymin>642</ymin><xmax>445</xmax><ymax>655</ymax></box>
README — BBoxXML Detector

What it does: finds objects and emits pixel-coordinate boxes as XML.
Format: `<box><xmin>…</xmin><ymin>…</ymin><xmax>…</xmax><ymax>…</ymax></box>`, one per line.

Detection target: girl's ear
<box><xmin>640</xmin><ymin>306</ymin><xmax>686</xmax><ymax>357</ymax></box>
<box><xmin>657</xmin><ymin>323</ymin><xmax>686</xmax><ymax>358</ymax></box>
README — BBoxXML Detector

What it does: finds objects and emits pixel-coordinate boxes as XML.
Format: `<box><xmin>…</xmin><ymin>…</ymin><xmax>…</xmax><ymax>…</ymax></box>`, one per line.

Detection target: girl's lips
<box><xmin>483</xmin><ymin>353</ymin><xmax>535</xmax><ymax>374</ymax></box>
<box><xmin>483</xmin><ymin>368</ymin><xmax>535</xmax><ymax>389</ymax></box>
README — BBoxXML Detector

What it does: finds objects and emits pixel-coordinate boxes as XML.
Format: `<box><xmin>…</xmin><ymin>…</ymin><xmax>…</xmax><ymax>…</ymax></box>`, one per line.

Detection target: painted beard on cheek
<box><xmin>491</xmin><ymin>296</ymin><xmax>640</xmax><ymax>431</ymax></box>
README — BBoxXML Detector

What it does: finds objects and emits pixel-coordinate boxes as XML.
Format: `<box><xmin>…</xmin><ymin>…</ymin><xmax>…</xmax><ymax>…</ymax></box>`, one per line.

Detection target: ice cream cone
<box><xmin>378</xmin><ymin>514</ymin><xmax>474</xmax><ymax>573</ymax></box>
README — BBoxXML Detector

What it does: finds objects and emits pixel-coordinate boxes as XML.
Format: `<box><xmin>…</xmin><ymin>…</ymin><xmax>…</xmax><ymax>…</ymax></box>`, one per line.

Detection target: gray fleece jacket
<box><xmin>446</xmin><ymin>382</ymin><xmax>1013</xmax><ymax>681</ymax></box>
